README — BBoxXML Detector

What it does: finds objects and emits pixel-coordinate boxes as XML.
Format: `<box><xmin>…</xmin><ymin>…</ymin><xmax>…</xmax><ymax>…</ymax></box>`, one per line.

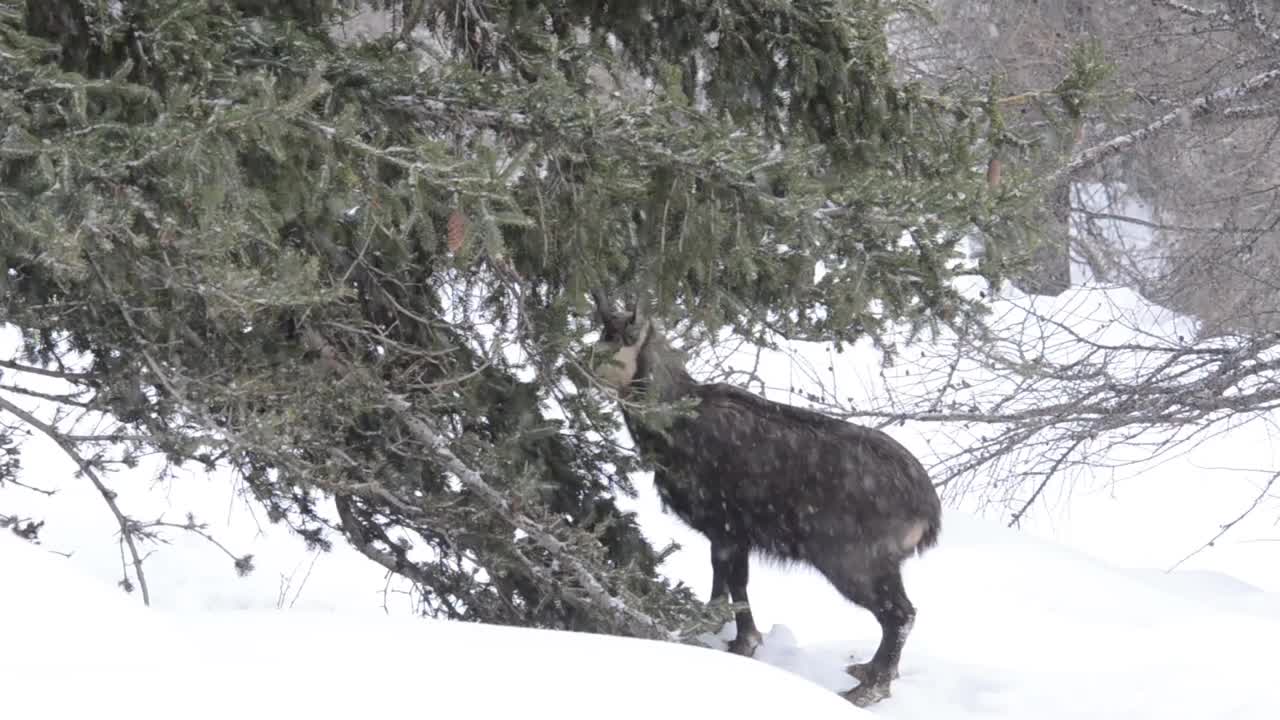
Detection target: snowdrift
<box><xmin>4</xmin><ymin>500</ymin><xmax>1277</xmax><ymax>719</ymax></box>
<box><xmin>0</xmin><ymin>529</ymin><xmax>862</xmax><ymax>719</ymax></box>
<box><xmin>4</xmin><ymin>202</ymin><xmax>1280</xmax><ymax>718</ymax></box>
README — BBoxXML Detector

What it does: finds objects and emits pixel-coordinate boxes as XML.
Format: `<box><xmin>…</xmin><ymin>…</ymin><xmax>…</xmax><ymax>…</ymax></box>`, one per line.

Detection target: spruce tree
<box><xmin>1</xmin><ymin>1</ymin><xmax>1043</xmax><ymax>638</ymax></box>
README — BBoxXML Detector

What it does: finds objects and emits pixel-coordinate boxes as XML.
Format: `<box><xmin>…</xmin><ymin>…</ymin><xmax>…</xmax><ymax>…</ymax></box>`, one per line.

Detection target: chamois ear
<box><xmin>622</xmin><ymin>291</ymin><xmax>647</xmax><ymax>326</ymax></box>
<box><xmin>590</xmin><ymin>288</ymin><xmax>612</xmax><ymax>324</ymax></box>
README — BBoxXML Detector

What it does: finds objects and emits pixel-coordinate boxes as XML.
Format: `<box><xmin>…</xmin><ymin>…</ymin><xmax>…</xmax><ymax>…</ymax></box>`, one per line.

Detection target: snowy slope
<box><xmin>0</xmin><ymin>530</ymin><xmax>863</xmax><ymax>719</ymax></box>
<box><xmin>5</xmin><ymin>491</ymin><xmax>1278</xmax><ymax>719</ymax></box>
<box><xmin>621</xmin><ymin>481</ymin><xmax>1280</xmax><ymax>720</ymax></box>
<box><xmin>5</xmin><ymin>199</ymin><xmax>1280</xmax><ymax>716</ymax></box>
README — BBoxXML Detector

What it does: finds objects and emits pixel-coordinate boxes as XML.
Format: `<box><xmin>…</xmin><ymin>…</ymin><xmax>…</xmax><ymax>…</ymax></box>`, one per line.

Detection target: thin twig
<box><xmin>141</xmin><ymin>518</ymin><xmax>242</xmax><ymax>564</ymax></box>
<box><xmin>0</xmin><ymin>383</ymin><xmax>93</xmax><ymax>407</ymax></box>
<box><xmin>0</xmin><ymin>359</ymin><xmax>92</xmax><ymax>381</ymax></box>
<box><xmin>287</xmin><ymin>550</ymin><xmax>321</xmax><ymax>609</ymax></box>
<box><xmin>1168</xmin><ymin>469</ymin><xmax>1280</xmax><ymax>571</ymax></box>
<box><xmin>1009</xmin><ymin>438</ymin><xmax>1084</xmax><ymax>528</ymax></box>
<box><xmin>4</xmin><ymin>477</ymin><xmax>58</xmax><ymax>495</ymax></box>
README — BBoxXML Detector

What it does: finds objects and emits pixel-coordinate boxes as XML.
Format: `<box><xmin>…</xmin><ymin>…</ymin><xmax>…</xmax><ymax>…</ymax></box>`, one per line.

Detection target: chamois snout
<box><xmin>591</xmin><ymin>303</ymin><xmax>647</xmax><ymax>391</ymax></box>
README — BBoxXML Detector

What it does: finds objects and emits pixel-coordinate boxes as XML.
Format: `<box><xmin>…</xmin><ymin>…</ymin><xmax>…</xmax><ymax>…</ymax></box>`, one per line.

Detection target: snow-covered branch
<box><xmin>1151</xmin><ymin>0</ymin><xmax>1225</xmax><ymax>21</ymax></box>
<box><xmin>1153</xmin><ymin>0</ymin><xmax>1280</xmax><ymax>51</ymax></box>
<box><xmin>1051</xmin><ymin>65</ymin><xmax>1280</xmax><ymax>183</ymax></box>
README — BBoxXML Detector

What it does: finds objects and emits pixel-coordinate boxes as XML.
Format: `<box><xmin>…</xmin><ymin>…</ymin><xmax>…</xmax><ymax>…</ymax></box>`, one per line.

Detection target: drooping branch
<box><xmin>842</xmin><ymin>289</ymin><xmax>1280</xmax><ymax>519</ymax></box>
<box><xmin>0</xmin><ymin>394</ymin><xmax>151</xmax><ymax>606</ymax></box>
<box><xmin>136</xmin><ymin>515</ymin><xmax>254</xmax><ymax>576</ymax></box>
<box><xmin>384</xmin><ymin>392</ymin><xmax>676</xmax><ymax>641</ymax></box>
<box><xmin>0</xmin><ymin>359</ymin><xmax>93</xmax><ymax>382</ymax></box>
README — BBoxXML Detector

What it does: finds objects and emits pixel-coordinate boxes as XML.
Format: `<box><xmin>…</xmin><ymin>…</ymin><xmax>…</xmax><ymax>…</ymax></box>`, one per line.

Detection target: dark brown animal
<box><xmin>591</xmin><ymin>294</ymin><xmax>941</xmax><ymax>707</ymax></box>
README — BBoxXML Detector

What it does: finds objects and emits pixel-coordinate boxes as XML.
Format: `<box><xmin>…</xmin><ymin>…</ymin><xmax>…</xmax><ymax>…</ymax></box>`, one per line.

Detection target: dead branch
<box><xmin>1009</xmin><ymin>438</ymin><xmax>1085</xmax><ymax>528</ymax></box>
<box><xmin>1150</xmin><ymin>0</ymin><xmax>1218</xmax><ymax>19</ymax></box>
<box><xmin>1168</xmin><ymin>468</ymin><xmax>1280</xmax><ymax>570</ymax></box>
<box><xmin>1226</xmin><ymin>0</ymin><xmax>1280</xmax><ymax>52</ymax></box>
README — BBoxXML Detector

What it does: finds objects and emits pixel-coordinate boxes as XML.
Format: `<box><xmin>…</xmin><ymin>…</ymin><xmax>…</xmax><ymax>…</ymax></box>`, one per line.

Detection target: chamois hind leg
<box><xmin>826</xmin><ymin>566</ymin><xmax>916</xmax><ymax>707</ymax></box>
<box><xmin>711</xmin><ymin>540</ymin><xmax>762</xmax><ymax>657</ymax></box>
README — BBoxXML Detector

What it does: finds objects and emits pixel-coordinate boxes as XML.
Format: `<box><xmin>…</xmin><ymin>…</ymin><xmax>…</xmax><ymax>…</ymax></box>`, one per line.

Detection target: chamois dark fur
<box><xmin>592</xmin><ymin>297</ymin><xmax>941</xmax><ymax>707</ymax></box>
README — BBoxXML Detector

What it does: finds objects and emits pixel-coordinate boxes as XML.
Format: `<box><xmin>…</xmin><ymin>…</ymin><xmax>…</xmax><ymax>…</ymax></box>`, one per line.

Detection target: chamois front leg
<box><xmin>722</xmin><ymin>542</ymin><xmax>762</xmax><ymax>657</ymax></box>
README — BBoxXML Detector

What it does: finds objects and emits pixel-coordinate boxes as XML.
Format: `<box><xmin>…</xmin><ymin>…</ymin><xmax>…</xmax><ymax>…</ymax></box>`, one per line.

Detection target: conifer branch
<box><xmin>385</xmin><ymin>392</ymin><xmax>672</xmax><ymax>640</ymax></box>
<box><xmin>0</xmin><ymin>395</ymin><xmax>151</xmax><ymax>606</ymax></box>
<box><xmin>137</xmin><ymin>516</ymin><xmax>253</xmax><ymax>576</ymax></box>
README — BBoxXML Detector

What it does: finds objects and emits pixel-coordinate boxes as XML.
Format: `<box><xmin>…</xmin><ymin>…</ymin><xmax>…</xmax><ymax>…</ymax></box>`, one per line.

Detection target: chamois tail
<box><xmin>917</xmin><ymin>515</ymin><xmax>941</xmax><ymax>554</ymax></box>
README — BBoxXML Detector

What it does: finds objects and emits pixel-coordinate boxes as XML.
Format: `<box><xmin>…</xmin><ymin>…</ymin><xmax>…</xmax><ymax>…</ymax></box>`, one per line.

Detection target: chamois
<box><xmin>591</xmin><ymin>293</ymin><xmax>941</xmax><ymax>707</ymax></box>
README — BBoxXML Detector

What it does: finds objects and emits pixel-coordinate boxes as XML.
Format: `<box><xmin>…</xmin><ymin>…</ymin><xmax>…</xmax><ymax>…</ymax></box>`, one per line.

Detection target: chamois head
<box><xmin>590</xmin><ymin>289</ymin><xmax>650</xmax><ymax>392</ymax></box>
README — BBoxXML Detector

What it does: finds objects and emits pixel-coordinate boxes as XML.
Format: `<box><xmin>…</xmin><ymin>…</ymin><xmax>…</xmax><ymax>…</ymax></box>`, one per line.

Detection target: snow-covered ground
<box><xmin>4</xmin><ymin>480</ymin><xmax>1277</xmax><ymax>719</ymax></box>
<box><xmin>0</xmin><ymin>529</ymin><xmax>862</xmax><ymax>719</ymax></box>
<box><xmin>4</xmin><ymin>189</ymin><xmax>1280</xmax><ymax>715</ymax></box>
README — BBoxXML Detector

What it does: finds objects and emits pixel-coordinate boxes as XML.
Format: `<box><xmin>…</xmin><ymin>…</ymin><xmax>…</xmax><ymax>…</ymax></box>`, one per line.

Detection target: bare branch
<box><xmin>1223</xmin><ymin>101</ymin><xmax>1280</xmax><ymax>119</ymax></box>
<box><xmin>1227</xmin><ymin>0</ymin><xmax>1280</xmax><ymax>51</ymax></box>
<box><xmin>5</xmin><ymin>477</ymin><xmax>58</xmax><ymax>495</ymax></box>
<box><xmin>1168</xmin><ymin>469</ymin><xmax>1279</xmax><ymax>571</ymax></box>
<box><xmin>0</xmin><ymin>359</ymin><xmax>92</xmax><ymax>381</ymax></box>
<box><xmin>1072</xmin><ymin>208</ymin><xmax>1269</xmax><ymax>235</ymax></box>
<box><xmin>1009</xmin><ymin>438</ymin><xmax>1084</xmax><ymax>528</ymax></box>
<box><xmin>1150</xmin><ymin>0</ymin><xmax>1217</xmax><ymax>19</ymax></box>
<box><xmin>0</xmin><ymin>383</ymin><xmax>93</xmax><ymax>408</ymax></box>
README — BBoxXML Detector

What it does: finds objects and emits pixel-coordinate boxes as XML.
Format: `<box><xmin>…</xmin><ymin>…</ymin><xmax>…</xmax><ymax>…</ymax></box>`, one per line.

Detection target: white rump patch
<box><xmin>901</xmin><ymin>520</ymin><xmax>928</xmax><ymax>551</ymax></box>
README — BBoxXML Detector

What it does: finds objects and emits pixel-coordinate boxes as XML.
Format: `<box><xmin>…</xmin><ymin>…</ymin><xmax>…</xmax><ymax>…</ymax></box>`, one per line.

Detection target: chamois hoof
<box><xmin>845</xmin><ymin>661</ymin><xmax>900</xmax><ymax>682</ymax></box>
<box><xmin>842</xmin><ymin>681</ymin><xmax>892</xmax><ymax>708</ymax></box>
<box><xmin>843</xmin><ymin>661</ymin><xmax>896</xmax><ymax>707</ymax></box>
<box><xmin>726</xmin><ymin>629</ymin><xmax>763</xmax><ymax>657</ymax></box>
